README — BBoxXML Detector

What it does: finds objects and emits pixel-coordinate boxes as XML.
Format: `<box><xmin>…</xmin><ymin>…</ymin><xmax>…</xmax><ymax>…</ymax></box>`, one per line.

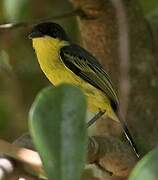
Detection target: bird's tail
<box><xmin>109</xmin><ymin>106</ymin><xmax>140</xmax><ymax>158</ymax></box>
<box><xmin>117</xmin><ymin>111</ymin><xmax>140</xmax><ymax>158</ymax></box>
<box><xmin>89</xmin><ymin>107</ymin><xmax>140</xmax><ymax>158</ymax></box>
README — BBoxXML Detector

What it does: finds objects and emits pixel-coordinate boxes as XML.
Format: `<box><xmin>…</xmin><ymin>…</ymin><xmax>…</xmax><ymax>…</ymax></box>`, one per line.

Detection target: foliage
<box><xmin>139</xmin><ymin>0</ymin><xmax>158</xmax><ymax>21</ymax></box>
<box><xmin>29</xmin><ymin>84</ymin><xmax>87</xmax><ymax>180</ymax></box>
<box><xmin>129</xmin><ymin>147</ymin><xmax>158</xmax><ymax>180</ymax></box>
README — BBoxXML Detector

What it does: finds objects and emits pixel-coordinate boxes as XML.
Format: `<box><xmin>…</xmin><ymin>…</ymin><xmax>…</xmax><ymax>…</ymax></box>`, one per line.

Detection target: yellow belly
<box><xmin>42</xmin><ymin>57</ymin><xmax>110</xmax><ymax>113</ymax></box>
<box><xmin>32</xmin><ymin>37</ymin><xmax>118</xmax><ymax>121</ymax></box>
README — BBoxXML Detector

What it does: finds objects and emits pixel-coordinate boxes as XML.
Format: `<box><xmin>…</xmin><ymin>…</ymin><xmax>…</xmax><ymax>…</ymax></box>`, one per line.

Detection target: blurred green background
<box><xmin>0</xmin><ymin>0</ymin><xmax>157</xmax><ymax>141</ymax></box>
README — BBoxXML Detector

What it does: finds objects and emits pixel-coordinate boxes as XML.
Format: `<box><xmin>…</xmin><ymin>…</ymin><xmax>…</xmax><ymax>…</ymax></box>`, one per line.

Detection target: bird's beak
<box><xmin>28</xmin><ymin>30</ymin><xmax>43</xmax><ymax>39</ymax></box>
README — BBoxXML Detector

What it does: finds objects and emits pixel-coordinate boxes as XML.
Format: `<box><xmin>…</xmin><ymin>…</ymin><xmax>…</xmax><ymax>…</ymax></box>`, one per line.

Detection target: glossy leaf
<box><xmin>29</xmin><ymin>84</ymin><xmax>87</xmax><ymax>180</ymax></box>
<box><xmin>129</xmin><ymin>147</ymin><xmax>158</xmax><ymax>180</ymax></box>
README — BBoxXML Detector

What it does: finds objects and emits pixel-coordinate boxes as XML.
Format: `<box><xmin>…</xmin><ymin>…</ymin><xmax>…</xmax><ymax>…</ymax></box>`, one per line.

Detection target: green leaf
<box><xmin>29</xmin><ymin>84</ymin><xmax>87</xmax><ymax>180</ymax></box>
<box><xmin>129</xmin><ymin>147</ymin><xmax>158</xmax><ymax>180</ymax></box>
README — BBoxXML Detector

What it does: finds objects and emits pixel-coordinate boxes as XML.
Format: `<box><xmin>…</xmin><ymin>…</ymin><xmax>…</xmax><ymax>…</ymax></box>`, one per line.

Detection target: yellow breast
<box><xmin>33</xmin><ymin>36</ymin><xmax>82</xmax><ymax>85</ymax></box>
<box><xmin>32</xmin><ymin>36</ymin><xmax>118</xmax><ymax>121</ymax></box>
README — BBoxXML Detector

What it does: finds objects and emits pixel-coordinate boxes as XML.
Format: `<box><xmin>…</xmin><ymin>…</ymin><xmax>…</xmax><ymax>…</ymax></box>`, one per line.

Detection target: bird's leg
<box><xmin>87</xmin><ymin>110</ymin><xmax>105</xmax><ymax>128</ymax></box>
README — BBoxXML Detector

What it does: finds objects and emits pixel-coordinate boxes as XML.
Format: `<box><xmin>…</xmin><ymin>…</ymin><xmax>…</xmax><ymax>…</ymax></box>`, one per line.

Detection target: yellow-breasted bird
<box><xmin>28</xmin><ymin>22</ymin><xmax>139</xmax><ymax>157</ymax></box>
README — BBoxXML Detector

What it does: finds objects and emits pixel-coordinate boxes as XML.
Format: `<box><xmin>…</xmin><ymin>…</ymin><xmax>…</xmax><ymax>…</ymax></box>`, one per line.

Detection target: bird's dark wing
<box><xmin>60</xmin><ymin>44</ymin><xmax>119</xmax><ymax>111</ymax></box>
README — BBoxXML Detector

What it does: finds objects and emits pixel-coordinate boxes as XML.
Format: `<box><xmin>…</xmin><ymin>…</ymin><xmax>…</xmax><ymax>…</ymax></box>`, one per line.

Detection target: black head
<box><xmin>28</xmin><ymin>22</ymin><xmax>69</xmax><ymax>41</ymax></box>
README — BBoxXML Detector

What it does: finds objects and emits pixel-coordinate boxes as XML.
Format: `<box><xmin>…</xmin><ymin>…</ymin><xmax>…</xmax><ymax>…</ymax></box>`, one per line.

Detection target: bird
<box><xmin>28</xmin><ymin>22</ymin><xmax>139</xmax><ymax>157</ymax></box>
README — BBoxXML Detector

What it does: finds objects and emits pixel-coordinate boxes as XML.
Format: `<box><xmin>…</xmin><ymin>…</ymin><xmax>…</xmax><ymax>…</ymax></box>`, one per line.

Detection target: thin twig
<box><xmin>0</xmin><ymin>9</ymin><xmax>80</xmax><ymax>30</ymax></box>
<box><xmin>87</xmin><ymin>110</ymin><xmax>105</xmax><ymax>128</ymax></box>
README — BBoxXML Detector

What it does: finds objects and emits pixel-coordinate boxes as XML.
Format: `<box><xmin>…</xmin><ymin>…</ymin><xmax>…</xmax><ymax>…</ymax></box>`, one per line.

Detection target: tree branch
<box><xmin>0</xmin><ymin>9</ymin><xmax>80</xmax><ymax>30</ymax></box>
<box><xmin>87</xmin><ymin>136</ymin><xmax>137</xmax><ymax>178</ymax></box>
<box><xmin>0</xmin><ymin>134</ymin><xmax>137</xmax><ymax>179</ymax></box>
<box><xmin>0</xmin><ymin>139</ymin><xmax>43</xmax><ymax>176</ymax></box>
<box><xmin>111</xmin><ymin>0</ymin><xmax>130</xmax><ymax>116</ymax></box>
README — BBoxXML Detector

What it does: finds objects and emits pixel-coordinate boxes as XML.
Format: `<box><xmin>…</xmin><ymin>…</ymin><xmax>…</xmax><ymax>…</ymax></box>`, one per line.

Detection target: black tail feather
<box><xmin>118</xmin><ymin>112</ymin><xmax>140</xmax><ymax>158</ymax></box>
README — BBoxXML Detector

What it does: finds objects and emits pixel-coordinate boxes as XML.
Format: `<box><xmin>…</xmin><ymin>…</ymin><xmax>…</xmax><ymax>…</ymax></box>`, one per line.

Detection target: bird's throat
<box><xmin>32</xmin><ymin>36</ymin><xmax>69</xmax><ymax>81</ymax></box>
<box><xmin>32</xmin><ymin>36</ymin><xmax>68</xmax><ymax>63</ymax></box>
